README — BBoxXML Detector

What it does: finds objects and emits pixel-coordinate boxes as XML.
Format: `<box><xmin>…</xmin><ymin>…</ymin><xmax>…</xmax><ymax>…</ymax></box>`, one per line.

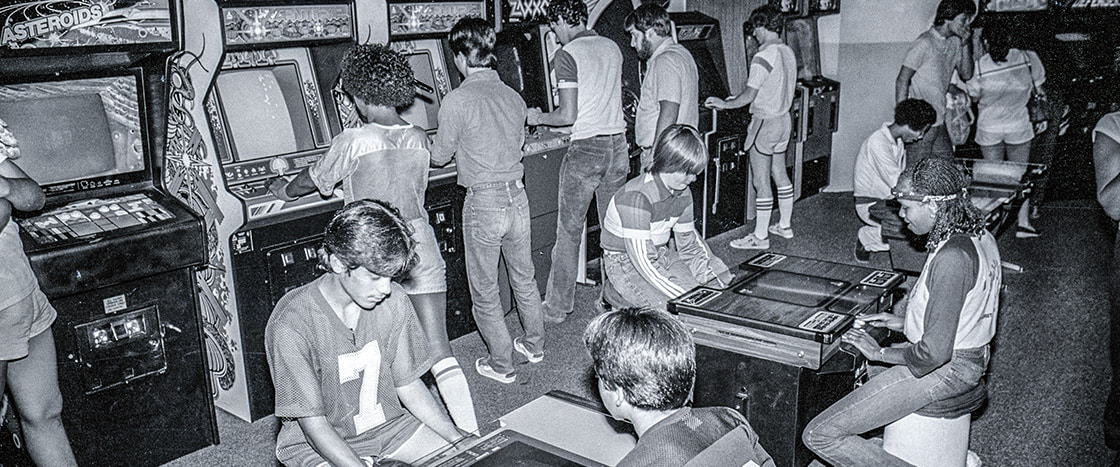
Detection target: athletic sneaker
<box><xmin>513</xmin><ymin>337</ymin><xmax>544</xmax><ymax>363</ymax></box>
<box><xmin>475</xmin><ymin>358</ymin><xmax>515</xmax><ymax>384</ymax></box>
<box><xmin>730</xmin><ymin>233</ymin><xmax>770</xmax><ymax>250</ymax></box>
<box><xmin>768</xmin><ymin>224</ymin><xmax>794</xmax><ymax>239</ymax></box>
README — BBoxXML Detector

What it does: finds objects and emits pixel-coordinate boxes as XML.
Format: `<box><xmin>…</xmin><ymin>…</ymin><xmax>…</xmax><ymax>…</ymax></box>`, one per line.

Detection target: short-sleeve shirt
<box><xmin>266</xmin><ymin>276</ymin><xmax>433</xmax><ymax>460</ymax></box>
<box><xmin>853</xmin><ymin>123</ymin><xmax>906</xmax><ymax>203</ymax></box>
<box><xmin>617</xmin><ymin>407</ymin><xmax>775</xmax><ymax>467</ymax></box>
<box><xmin>553</xmin><ymin>30</ymin><xmax>626</xmax><ymax>140</ymax></box>
<box><xmin>600</xmin><ymin>173</ymin><xmax>694</xmax><ymax>252</ymax></box>
<box><xmin>902</xmin><ymin>28</ymin><xmax>962</xmax><ymax>126</ymax></box>
<box><xmin>635</xmin><ymin>42</ymin><xmax>699</xmax><ymax>148</ymax></box>
<box><xmin>1095</xmin><ymin>112</ymin><xmax>1120</xmax><ymax>144</ymax></box>
<box><xmin>964</xmin><ymin>49</ymin><xmax>1045</xmax><ymax>134</ymax></box>
<box><xmin>309</xmin><ymin>122</ymin><xmax>430</xmax><ymax>221</ymax></box>
<box><xmin>431</xmin><ymin>69</ymin><xmax>527</xmax><ymax>187</ymax></box>
<box><xmin>746</xmin><ymin>42</ymin><xmax>797</xmax><ymax>119</ymax></box>
<box><xmin>0</xmin><ymin>153</ymin><xmax>35</xmax><ymax>311</ymax></box>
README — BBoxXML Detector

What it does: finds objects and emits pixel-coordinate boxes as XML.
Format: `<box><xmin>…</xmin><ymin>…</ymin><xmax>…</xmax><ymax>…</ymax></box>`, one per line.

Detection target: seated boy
<box><xmin>852</xmin><ymin>98</ymin><xmax>935</xmax><ymax>263</ymax></box>
<box><xmin>584</xmin><ymin>307</ymin><xmax>775</xmax><ymax>466</ymax></box>
<box><xmin>599</xmin><ymin>124</ymin><xmax>733</xmax><ymax>311</ymax></box>
<box><xmin>265</xmin><ymin>200</ymin><xmax>465</xmax><ymax>466</ymax></box>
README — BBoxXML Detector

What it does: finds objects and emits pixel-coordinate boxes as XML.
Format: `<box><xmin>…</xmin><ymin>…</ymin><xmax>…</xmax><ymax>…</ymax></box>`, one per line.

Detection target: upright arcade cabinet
<box><xmin>168</xmin><ymin>0</ymin><xmax>359</xmax><ymax>421</ymax></box>
<box><xmin>0</xmin><ymin>0</ymin><xmax>216</xmax><ymax>463</ymax></box>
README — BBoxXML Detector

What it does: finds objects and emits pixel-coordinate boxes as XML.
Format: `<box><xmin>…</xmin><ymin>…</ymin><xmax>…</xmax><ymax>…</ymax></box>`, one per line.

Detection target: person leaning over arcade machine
<box><xmin>584</xmin><ymin>306</ymin><xmax>775</xmax><ymax>467</ymax></box>
<box><xmin>267</xmin><ymin>43</ymin><xmax>478</xmax><ymax>434</ymax></box>
<box><xmin>852</xmin><ymin>98</ymin><xmax>936</xmax><ymax>263</ymax></box>
<box><xmin>0</xmin><ymin>118</ymin><xmax>78</xmax><ymax>467</ymax></box>
<box><xmin>265</xmin><ymin>200</ymin><xmax>468</xmax><ymax>467</ymax></box>
<box><xmin>896</xmin><ymin>0</ymin><xmax>976</xmax><ymax>165</ymax></box>
<box><xmin>1092</xmin><ymin>110</ymin><xmax>1120</xmax><ymax>454</ymax></box>
<box><xmin>705</xmin><ymin>5</ymin><xmax>798</xmax><ymax>251</ymax></box>
<box><xmin>599</xmin><ymin>124</ymin><xmax>733</xmax><ymax>311</ymax></box>
<box><xmin>627</xmin><ymin>3</ymin><xmax>700</xmax><ymax>171</ymax></box>
<box><xmin>802</xmin><ymin>157</ymin><xmax>1000</xmax><ymax>466</ymax></box>
<box><xmin>431</xmin><ymin>17</ymin><xmax>544</xmax><ymax>385</ymax></box>
<box><xmin>528</xmin><ymin>0</ymin><xmax>629</xmax><ymax>325</ymax></box>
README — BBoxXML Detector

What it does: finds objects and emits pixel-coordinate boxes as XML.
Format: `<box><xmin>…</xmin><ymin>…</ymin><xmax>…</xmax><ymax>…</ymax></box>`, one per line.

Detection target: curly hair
<box><xmin>339</xmin><ymin>43</ymin><xmax>416</xmax><ymax>109</ymax></box>
<box><xmin>895</xmin><ymin>99</ymin><xmax>936</xmax><ymax>131</ymax></box>
<box><xmin>320</xmin><ymin>199</ymin><xmax>417</xmax><ymax>280</ymax></box>
<box><xmin>545</xmin><ymin>0</ymin><xmax>588</xmax><ymax>27</ymax></box>
<box><xmin>584</xmin><ymin>307</ymin><xmax>695</xmax><ymax>412</ymax></box>
<box><xmin>897</xmin><ymin>158</ymin><xmax>987</xmax><ymax>249</ymax></box>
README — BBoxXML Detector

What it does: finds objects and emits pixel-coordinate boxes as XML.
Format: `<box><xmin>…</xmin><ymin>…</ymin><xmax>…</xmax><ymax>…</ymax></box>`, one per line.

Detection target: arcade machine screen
<box><xmin>401</xmin><ymin>49</ymin><xmax>443</xmax><ymax>132</ymax></box>
<box><xmin>494</xmin><ymin>23</ymin><xmax>562</xmax><ymax>112</ymax></box>
<box><xmin>0</xmin><ymin>75</ymin><xmax>146</xmax><ymax>194</ymax></box>
<box><xmin>215</xmin><ymin>64</ymin><xmax>326</xmax><ymax>162</ymax></box>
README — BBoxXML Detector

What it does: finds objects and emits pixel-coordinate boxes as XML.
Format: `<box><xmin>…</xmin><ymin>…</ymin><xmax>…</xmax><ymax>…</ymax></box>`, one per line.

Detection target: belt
<box><xmin>466</xmin><ymin>179</ymin><xmax>523</xmax><ymax>194</ymax></box>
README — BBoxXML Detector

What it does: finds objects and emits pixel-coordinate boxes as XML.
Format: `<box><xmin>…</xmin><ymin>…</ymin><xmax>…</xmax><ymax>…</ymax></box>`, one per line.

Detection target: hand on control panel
<box><xmin>526</xmin><ymin>107</ymin><xmax>543</xmax><ymax>127</ymax></box>
<box><xmin>267</xmin><ymin>177</ymin><xmax>297</xmax><ymax>202</ymax></box>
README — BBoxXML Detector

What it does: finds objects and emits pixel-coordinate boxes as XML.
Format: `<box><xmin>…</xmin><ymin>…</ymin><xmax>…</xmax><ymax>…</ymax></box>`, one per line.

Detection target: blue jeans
<box><xmin>543</xmin><ymin>134</ymin><xmax>629</xmax><ymax>317</ymax></box>
<box><xmin>462</xmin><ymin>180</ymin><xmax>543</xmax><ymax>374</ymax></box>
<box><xmin>601</xmin><ymin>247</ymin><xmax>699</xmax><ymax>311</ymax></box>
<box><xmin>802</xmin><ymin>347</ymin><xmax>989</xmax><ymax>466</ymax></box>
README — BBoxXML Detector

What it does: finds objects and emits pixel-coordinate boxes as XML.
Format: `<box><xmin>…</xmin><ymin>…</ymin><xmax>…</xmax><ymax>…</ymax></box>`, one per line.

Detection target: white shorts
<box><xmin>745</xmin><ymin>114</ymin><xmax>792</xmax><ymax>156</ymax></box>
<box><xmin>399</xmin><ymin>218</ymin><xmax>447</xmax><ymax>295</ymax></box>
<box><xmin>975</xmin><ymin>127</ymin><xmax>1034</xmax><ymax>147</ymax></box>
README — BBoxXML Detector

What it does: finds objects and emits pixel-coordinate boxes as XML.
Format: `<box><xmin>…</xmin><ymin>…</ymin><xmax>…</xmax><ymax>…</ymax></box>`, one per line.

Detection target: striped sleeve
<box><xmin>625</xmin><ymin>237</ymin><xmax>686</xmax><ymax>298</ymax></box>
<box><xmin>554</xmin><ymin>49</ymin><xmax>578</xmax><ymax>89</ymax></box>
<box><xmin>613</xmin><ymin>190</ymin><xmax>654</xmax><ymax>241</ymax></box>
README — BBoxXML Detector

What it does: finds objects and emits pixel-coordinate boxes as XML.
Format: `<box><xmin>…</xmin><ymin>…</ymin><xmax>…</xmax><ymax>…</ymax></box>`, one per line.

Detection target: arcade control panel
<box><xmin>19</xmin><ymin>193</ymin><xmax>174</xmax><ymax>245</ymax></box>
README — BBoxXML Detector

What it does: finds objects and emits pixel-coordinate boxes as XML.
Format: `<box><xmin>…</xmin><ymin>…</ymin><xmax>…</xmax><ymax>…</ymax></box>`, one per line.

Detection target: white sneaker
<box><xmin>730</xmin><ymin>233</ymin><xmax>770</xmax><ymax>250</ymax></box>
<box><xmin>966</xmin><ymin>450</ymin><xmax>982</xmax><ymax>467</ymax></box>
<box><xmin>513</xmin><ymin>337</ymin><xmax>543</xmax><ymax>363</ymax></box>
<box><xmin>475</xmin><ymin>358</ymin><xmax>515</xmax><ymax>384</ymax></box>
<box><xmin>768</xmin><ymin>224</ymin><xmax>794</xmax><ymax>239</ymax></box>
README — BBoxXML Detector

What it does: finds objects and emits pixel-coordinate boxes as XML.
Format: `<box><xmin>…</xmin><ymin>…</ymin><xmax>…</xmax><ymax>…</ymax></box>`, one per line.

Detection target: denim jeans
<box><xmin>462</xmin><ymin>181</ymin><xmax>543</xmax><ymax>374</ymax></box>
<box><xmin>601</xmin><ymin>247</ymin><xmax>700</xmax><ymax>311</ymax></box>
<box><xmin>543</xmin><ymin>134</ymin><xmax>629</xmax><ymax>317</ymax></box>
<box><xmin>802</xmin><ymin>347</ymin><xmax>989</xmax><ymax>467</ymax></box>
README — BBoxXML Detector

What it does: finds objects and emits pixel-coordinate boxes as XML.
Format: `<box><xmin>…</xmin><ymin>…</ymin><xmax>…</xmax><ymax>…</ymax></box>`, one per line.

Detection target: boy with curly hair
<box><xmin>268</xmin><ymin>43</ymin><xmax>478</xmax><ymax>434</ymax></box>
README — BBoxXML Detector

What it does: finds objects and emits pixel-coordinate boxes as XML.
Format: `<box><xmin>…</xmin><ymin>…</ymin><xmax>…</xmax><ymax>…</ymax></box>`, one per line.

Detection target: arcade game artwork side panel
<box><xmin>170</xmin><ymin>0</ymin><xmax>359</xmax><ymax>422</ymax></box>
<box><xmin>0</xmin><ymin>0</ymin><xmax>217</xmax><ymax>464</ymax></box>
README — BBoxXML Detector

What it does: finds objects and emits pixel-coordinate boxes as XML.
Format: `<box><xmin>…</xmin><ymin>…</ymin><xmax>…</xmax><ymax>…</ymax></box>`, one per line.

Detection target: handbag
<box><xmin>1026</xmin><ymin>56</ymin><xmax>1049</xmax><ymax>123</ymax></box>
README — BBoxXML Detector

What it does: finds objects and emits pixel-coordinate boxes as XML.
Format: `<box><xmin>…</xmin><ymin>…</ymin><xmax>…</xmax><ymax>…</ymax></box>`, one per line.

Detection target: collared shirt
<box><xmin>553</xmin><ymin>29</ymin><xmax>626</xmax><ymax>140</ymax></box>
<box><xmin>853</xmin><ymin>122</ymin><xmax>906</xmax><ymax>203</ymax></box>
<box><xmin>601</xmin><ymin>172</ymin><xmax>694</xmax><ymax>252</ymax></box>
<box><xmin>902</xmin><ymin>28</ymin><xmax>963</xmax><ymax>127</ymax></box>
<box><xmin>746</xmin><ymin>42</ymin><xmax>797</xmax><ymax>119</ymax></box>
<box><xmin>635</xmin><ymin>41</ymin><xmax>699</xmax><ymax>148</ymax></box>
<box><xmin>431</xmin><ymin>69</ymin><xmax>527</xmax><ymax>187</ymax></box>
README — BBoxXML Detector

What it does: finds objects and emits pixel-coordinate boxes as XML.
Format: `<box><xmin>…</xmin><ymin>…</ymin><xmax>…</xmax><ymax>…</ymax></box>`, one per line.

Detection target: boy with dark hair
<box><xmin>432</xmin><ymin>17</ymin><xmax>544</xmax><ymax>384</ymax></box>
<box><xmin>1093</xmin><ymin>111</ymin><xmax>1120</xmax><ymax>452</ymax></box>
<box><xmin>265</xmin><ymin>200</ymin><xmax>465</xmax><ymax>466</ymax></box>
<box><xmin>268</xmin><ymin>43</ymin><xmax>477</xmax><ymax>433</ymax></box>
<box><xmin>528</xmin><ymin>0</ymin><xmax>629</xmax><ymax>324</ymax></box>
<box><xmin>896</xmin><ymin>0</ymin><xmax>976</xmax><ymax>164</ymax></box>
<box><xmin>599</xmin><ymin>125</ymin><xmax>732</xmax><ymax>311</ymax></box>
<box><xmin>853</xmin><ymin>98</ymin><xmax>936</xmax><ymax>262</ymax></box>
<box><xmin>626</xmin><ymin>3</ymin><xmax>700</xmax><ymax>171</ymax></box>
<box><xmin>706</xmin><ymin>5</ymin><xmax>797</xmax><ymax>250</ymax></box>
<box><xmin>584</xmin><ymin>307</ymin><xmax>775</xmax><ymax>466</ymax></box>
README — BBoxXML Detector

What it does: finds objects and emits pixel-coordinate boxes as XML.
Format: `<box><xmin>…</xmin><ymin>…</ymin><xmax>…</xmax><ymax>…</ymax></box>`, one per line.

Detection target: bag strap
<box><xmin>1024</xmin><ymin>51</ymin><xmax>1038</xmax><ymax>94</ymax></box>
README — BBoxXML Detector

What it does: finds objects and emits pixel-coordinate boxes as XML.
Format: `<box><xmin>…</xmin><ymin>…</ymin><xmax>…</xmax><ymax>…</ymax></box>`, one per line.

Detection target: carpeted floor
<box><xmin>164</xmin><ymin>187</ymin><xmax>1117</xmax><ymax>466</ymax></box>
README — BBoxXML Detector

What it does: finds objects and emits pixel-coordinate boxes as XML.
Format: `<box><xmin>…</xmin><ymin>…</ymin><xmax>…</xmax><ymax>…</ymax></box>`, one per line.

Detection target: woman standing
<box><xmin>964</xmin><ymin>20</ymin><xmax>1046</xmax><ymax>237</ymax></box>
<box><xmin>802</xmin><ymin>158</ymin><xmax>1001</xmax><ymax>466</ymax></box>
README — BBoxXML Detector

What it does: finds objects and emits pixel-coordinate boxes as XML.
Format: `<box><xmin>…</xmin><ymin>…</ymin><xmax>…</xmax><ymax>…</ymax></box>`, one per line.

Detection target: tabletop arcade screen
<box><xmin>0</xmin><ymin>74</ymin><xmax>146</xmax><ymax>192</ymax></box>
<box><xmin>427</xmin><ymin>430</ymin><xmax>605</xmax><ymax>466</ymax></box>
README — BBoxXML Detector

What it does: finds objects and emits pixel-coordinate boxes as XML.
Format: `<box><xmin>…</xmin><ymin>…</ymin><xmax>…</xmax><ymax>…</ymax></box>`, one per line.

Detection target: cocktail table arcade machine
<box><xmin>669</xmin><ymin>252</ymin><xmax>906</xmax><ymax>467</ymax></box>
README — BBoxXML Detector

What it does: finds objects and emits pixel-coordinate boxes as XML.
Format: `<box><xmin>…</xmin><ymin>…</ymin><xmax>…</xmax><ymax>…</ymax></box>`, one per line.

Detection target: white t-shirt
<box><xmin>746</xmin><ymin>42</ymin><xmax>797</xmax><ymax>119</ymax></box>
<box><xmin>1094</xmin><ymin>112</ymin><xmax>1120</xmax><ymax>144</ymax></box>
<box><xmin>853</xmin><ymin>123</ymin><xmax>906</xmax><ymax>201</ymax></box>
<box><xmin>964</xmin><ymin>49</ymin><xmax>1045</xmax><ymax>134</ymax></box>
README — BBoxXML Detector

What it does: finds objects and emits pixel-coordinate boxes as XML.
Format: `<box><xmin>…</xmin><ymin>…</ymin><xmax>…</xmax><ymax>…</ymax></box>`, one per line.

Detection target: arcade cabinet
<box><xmin>671</xmin><ymin>11</ymin><xmax>751</xmax><ymax>239</ymax></box>
<box><xmin>168</xmin><ymin>0</ymin><xmax>358</xmax><ymax>421</ymax></box>
<box><xmin>670</xmin><ymin>252</ymin><xmax>905</xmax><ymax>467</ymax></box>
<box><xmin>0</xmin><ymin>0</ymin><xmax>216</xmax><ymax>464</ymax></box>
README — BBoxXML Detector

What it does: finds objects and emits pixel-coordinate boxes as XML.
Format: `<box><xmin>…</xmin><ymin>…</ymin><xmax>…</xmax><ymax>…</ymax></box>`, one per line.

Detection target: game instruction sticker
<box><xmin>860</xmin><ymin>270</ymin><xmax>903</xmax><ymax>288</ymax></box>
<box><xmin>798</xmin><ymin>311</ymin><xmax>847</xmax><ymax>333</ymax></box>
<box><xmin>747</xmin><ymin>253</ymin><xmax>787</xmax><ymax>268</ymax></box>
<box><xmin>677</xmin><ymin>288</ymin><xmax>722</xmax><ymax>307</ymax></box>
